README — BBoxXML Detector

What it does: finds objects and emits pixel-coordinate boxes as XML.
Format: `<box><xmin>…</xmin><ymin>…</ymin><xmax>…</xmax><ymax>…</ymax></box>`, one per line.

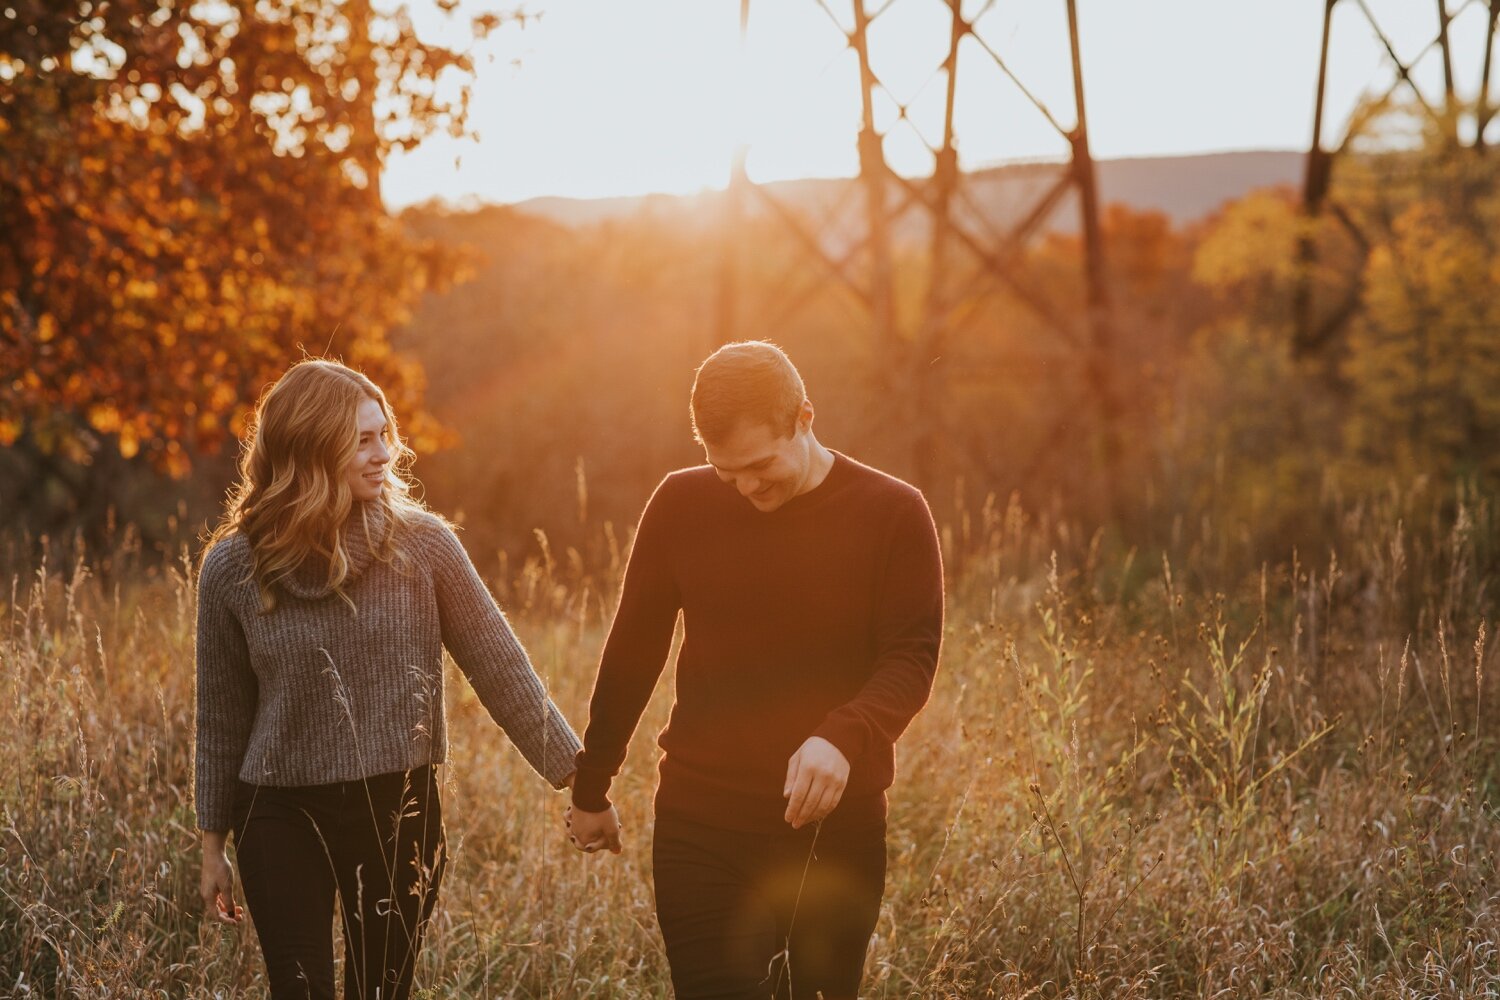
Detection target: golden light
<box><xmin>382</xmin><ymin>0</ymin><xmax>1494</xmax><ymax>210</ymax></box>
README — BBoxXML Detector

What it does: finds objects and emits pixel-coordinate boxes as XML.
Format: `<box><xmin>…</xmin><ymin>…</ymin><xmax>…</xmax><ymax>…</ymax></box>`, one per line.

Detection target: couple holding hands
<box><xmin>195</xmin><ymin>341</ymin><xmax>944</xmax><ymax>999</ymax></box>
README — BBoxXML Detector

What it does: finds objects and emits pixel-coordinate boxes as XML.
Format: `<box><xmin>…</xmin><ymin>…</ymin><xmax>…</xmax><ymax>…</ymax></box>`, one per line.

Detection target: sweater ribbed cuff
<box><xmin>542</xmin><ymin>729</ymin><xmax>584</xmax><ymax>789</ymax></box>
<box><xmin>195</xmin><ymin>775</ymin><xmax>236</xmax><ymax>833</ymax></box>
<box><xmin>571</xmin><ymin>762</ymin><xmax>614</xmax><ymax>812</ymax></box>
<box><xmin>812</xmin><ymin>714</ymin><xmax>868</xmax><ymax>768</ymax></box>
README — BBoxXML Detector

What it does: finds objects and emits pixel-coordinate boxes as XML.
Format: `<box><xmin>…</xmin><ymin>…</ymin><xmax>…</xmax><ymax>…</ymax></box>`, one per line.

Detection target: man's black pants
<box><xmin>231</xmin><ymin>765</ymin><xmax>447</xmax><ymax>1000</ymax></box>
<box><xmin>653</xmin><ymin>814</ymin><xmax>886</xmax><ymax>1000</ymax></box>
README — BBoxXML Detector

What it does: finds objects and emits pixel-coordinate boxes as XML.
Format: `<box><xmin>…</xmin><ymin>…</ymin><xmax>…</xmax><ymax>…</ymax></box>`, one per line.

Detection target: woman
<box><xmin>195</xmin><ymin>359</ymin><xmax>581</xmax><ymax>999</ymax></box>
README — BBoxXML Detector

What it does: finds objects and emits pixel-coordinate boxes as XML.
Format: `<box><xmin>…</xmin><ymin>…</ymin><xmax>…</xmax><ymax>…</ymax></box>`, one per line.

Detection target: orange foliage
<box><xmin>0</xmin><ymin>0</ymin><xmax>503</xmax><ymax>479</ymax></box>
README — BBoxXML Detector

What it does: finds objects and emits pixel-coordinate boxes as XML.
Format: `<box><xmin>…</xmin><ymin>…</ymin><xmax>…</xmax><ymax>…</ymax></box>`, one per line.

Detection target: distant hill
<box><xmin>508</xmin><ymin>150</ymin><xmax>1304</xmax><ymax>237</ymax></box>
<box><xmin>1087</xmin><ymin>150</ymin><xmax>1303</xmax><ymax>226</ymax></box>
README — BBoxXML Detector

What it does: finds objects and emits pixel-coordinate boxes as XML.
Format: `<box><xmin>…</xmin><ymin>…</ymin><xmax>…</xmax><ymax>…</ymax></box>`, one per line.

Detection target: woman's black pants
<box><xmin>652</xmin><ymin>814</ymin><xmax>887</xmax><ymax>1000</ymax></box>
<box><xmin>231</xmin><ymin>765</ymin><xmax>447</xmax><ymax>1000</ymax></box>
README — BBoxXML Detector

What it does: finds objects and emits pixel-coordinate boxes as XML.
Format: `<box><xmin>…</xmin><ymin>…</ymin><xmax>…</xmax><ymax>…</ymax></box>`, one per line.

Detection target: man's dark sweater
<box><xmin>572</xmin><ymin>452</ymin><xmax>944</xmax><ymax>833</ymax></box>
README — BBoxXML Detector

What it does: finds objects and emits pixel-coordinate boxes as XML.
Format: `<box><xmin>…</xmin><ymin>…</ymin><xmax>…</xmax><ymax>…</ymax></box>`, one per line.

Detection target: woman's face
<box><xmin>346</xmin><ymin>397</ymin><xmax>391</xmax><ymax>502</ymax></box>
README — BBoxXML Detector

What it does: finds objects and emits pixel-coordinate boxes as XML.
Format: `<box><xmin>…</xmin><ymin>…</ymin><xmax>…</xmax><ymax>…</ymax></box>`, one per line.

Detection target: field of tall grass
<box><xmin>2</xmin><ymin>481</ymin><xmax>1497</xmax><ymax>998</ymax></box>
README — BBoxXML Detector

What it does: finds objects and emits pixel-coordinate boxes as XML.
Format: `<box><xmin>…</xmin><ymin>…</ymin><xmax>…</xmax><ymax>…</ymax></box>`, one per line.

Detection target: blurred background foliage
<box><xmin>2</xmin><ymin>2</ymin><xmax>1499</xmax><ymax>582</ymax></box>
<box><xmin>0</xmin><ymin>0</ymin><xmax>496</xmax><ymax>538</ymax></box>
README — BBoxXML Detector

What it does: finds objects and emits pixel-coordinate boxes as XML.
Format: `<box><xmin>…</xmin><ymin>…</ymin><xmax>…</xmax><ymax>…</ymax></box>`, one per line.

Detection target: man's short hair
<box><xmin>691</xmin><ymin>341</ymin><xmax>807</xmax><ymax>445</ymax></box>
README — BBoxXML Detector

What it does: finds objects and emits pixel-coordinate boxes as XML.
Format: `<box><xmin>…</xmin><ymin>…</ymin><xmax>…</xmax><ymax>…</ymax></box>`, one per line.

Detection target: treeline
<box><xmin>393</xmin><ymin>113</ymin><xmax>1500</xmax><ymax>568</ymax></box>
<box><xmin>3</xmin><ymin>4</ymin><xmax>1498</xmax><ymax>577</ymax></box>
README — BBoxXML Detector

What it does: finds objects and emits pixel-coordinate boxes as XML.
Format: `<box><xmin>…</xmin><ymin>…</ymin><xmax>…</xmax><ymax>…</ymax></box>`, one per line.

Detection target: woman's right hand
<box><xmin>199</xmin><ymin>831</ymin><xmax>244</xmax><ymax>925</ymax></box>
<box><xmin>564</xmin><ymin>803</ymin><xmax>624</xmax><ymax>855</ymax></box>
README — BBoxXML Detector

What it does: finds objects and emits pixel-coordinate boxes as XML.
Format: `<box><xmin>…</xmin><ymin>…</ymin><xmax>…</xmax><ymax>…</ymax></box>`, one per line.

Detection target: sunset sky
<box><xmin>382</xmin><ymin>0</ymin><xmax>1499</xmax><ymax>209</ymax></box>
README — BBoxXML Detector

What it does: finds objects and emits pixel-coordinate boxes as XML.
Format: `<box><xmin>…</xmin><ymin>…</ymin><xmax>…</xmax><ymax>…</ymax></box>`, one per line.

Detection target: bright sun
<box><xmin>382</xmin><ymin>0</ymin><xmax>1493</xmax><ymax>209</ymax></box>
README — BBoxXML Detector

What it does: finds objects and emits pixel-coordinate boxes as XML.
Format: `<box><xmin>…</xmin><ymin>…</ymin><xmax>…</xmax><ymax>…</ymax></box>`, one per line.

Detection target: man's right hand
<box><xmin>565</xmin><ymin>803</ymin><xmax>624</xmax><ymax>855</ymax></box>
<box><xmin>199</xmin><ymin>832</ymin><xmax>243</xmax><ymax>925</ymax></box>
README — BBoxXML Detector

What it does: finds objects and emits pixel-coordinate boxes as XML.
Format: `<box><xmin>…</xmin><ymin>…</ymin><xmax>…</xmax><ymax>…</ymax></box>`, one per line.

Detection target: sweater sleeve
<box><xmin>813</xmin><ymin>488</ymin><xmax>945</xmax><ymax>765</ymax></box>
<box><xmin>571</xmin><ymin>477</ymin><xmax>683</xmax><ymax>812</ymax></box>
<box><xmin>427</xmin><ymin>519</ymin><xmax>582</xmax><ymax>788</ymax></box>
<box><xmin>194</xmin><ymin>542</ymin><xmax>259</xmax><ymax>832</ymax></box>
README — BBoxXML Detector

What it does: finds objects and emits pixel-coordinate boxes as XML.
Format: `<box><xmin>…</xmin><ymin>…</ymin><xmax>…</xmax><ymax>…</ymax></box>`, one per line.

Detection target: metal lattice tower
<box><xmin>716</xmin><ymin>0</ymin><xmax>1500</xmax><ymax>514</ymax></box>
<box><xmin>716</xmin><ymin>0</ymin><xmax>1124</xmax><ymax>516</ymax></box>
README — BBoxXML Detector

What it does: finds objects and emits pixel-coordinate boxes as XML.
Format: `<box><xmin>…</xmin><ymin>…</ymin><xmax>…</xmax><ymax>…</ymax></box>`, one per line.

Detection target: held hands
<box><xmin>559</xmin><ymin>738</ymin><xmax>846</xmax><ymax>848</ymax></box>
<box><xmin>565</xmin><ymin>803</ymin><xmax>624</xmax><ymax>855</ymax></box>
<box><xmin>784</xmin><ymin>736</ymin><xmax>849</xmax><ymax>829</ymax></box>
<box><xmin>199</xmin><ymin>833</ymin><xmax>243</xmax><ymax>925</ymax></box>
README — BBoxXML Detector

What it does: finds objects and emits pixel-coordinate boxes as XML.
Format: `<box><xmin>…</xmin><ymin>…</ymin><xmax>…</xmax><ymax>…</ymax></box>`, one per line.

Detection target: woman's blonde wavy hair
<box><xmin>205</xmin><ymin>359</ymin><xmax>431</xmax><ymax>612</ymax></box>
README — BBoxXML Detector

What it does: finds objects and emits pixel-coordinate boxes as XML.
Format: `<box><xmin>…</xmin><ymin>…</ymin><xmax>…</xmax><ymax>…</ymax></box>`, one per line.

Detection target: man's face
<box><xmin>703</xmin><ymin>412</ymin><xmax>812</xmax><ymax>513</ymax></box>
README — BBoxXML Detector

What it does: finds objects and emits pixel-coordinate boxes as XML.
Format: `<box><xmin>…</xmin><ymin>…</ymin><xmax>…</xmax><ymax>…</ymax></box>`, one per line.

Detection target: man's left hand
<box><xmin>783</xmin><ymin>736</ymin><xmax>849</xmax><ymax>829</ymax></box>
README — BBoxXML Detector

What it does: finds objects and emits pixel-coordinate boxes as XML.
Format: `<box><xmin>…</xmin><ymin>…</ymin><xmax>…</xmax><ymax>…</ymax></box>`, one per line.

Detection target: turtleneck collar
<box><xmin>278</xmin><ymin>500</ymin><xmax>389</xmax><ymax>600</ymax></box>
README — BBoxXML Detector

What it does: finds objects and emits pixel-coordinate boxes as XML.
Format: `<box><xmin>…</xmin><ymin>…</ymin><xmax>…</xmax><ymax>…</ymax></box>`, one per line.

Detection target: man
<box><xmin>567</xmin><ymin>341</ymin><xmax>944</xmax><ymax>999</ymax></box>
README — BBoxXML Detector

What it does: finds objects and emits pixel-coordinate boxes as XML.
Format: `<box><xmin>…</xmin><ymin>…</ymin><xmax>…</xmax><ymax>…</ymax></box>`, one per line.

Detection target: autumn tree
<box><xmin>1341</xmin><ymin>143</ymin><xmax>1500</xmax><ymax>485</ymax></box>
<box><xmin>1186</xmin><ymin>102</ymin><xmax>1500</xmax><ymax>531</ymax></box>
<box><xmin>0</xmin><ymin>0</ymin><xmax>511</xmax><ymax>533</ymax></box>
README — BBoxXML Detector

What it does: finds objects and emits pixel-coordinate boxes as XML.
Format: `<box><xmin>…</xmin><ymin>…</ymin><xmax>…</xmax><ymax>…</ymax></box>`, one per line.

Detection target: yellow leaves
<box><xmin>1392</xmin><ymin>201</ymin><xmax>1486</xmax><ymax>304</ymax></box>
<box><xmin>1342</xmin><ymin>190</ymin><xmax>1500</xmax><ymax>482</ymax></box>
<box><xmin>208</xmin><ymin>380</ymin><xmax>236</xmax><ymax>413</ymax></box>
<box><xmin>117</xmin><ymin>422</ymin><xmax>140</xmax><ymax>459</ymax></box>
<box><xmin>88</xmin><ymin>404</ymin><xmax>123</xmax><ymax>434</ymax></box>
<box><xmin>1191</xmin><ymin>190</ymin><xmax>1302</xmax><ymax>292</ymax></box>
<box><xmin>37</xmin><ymin>313</ymin><xmax>57</xmax><ymax>342</ymax></box>
<box><xmin>1361</xmin><ymin>244</ymin><xmax>1410</xmax><ymax>331</ymax></box>
<box><xmin>124</xmin><ymin>278</ymin><xmax>159</xmax><ymax>300</ymax></box>
<box><xmin>163</xmin><ymin>440</ymin><xmax>191</xmax><ymax>479</ymax></box>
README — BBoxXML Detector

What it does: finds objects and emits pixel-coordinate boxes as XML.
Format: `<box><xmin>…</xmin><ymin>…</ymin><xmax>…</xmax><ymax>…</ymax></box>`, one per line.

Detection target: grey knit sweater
<box><xmin>194</xmin><ymin>503</ymin><xmax>581</xmax><ymax>831</ymax></box>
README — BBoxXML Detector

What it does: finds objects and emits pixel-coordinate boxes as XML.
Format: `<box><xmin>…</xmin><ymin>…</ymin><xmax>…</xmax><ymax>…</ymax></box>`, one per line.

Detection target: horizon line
<box><xmin>389</xmin><ymin>146</ymin><xmax>1310</xmax><ymax>215</ymax></box>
